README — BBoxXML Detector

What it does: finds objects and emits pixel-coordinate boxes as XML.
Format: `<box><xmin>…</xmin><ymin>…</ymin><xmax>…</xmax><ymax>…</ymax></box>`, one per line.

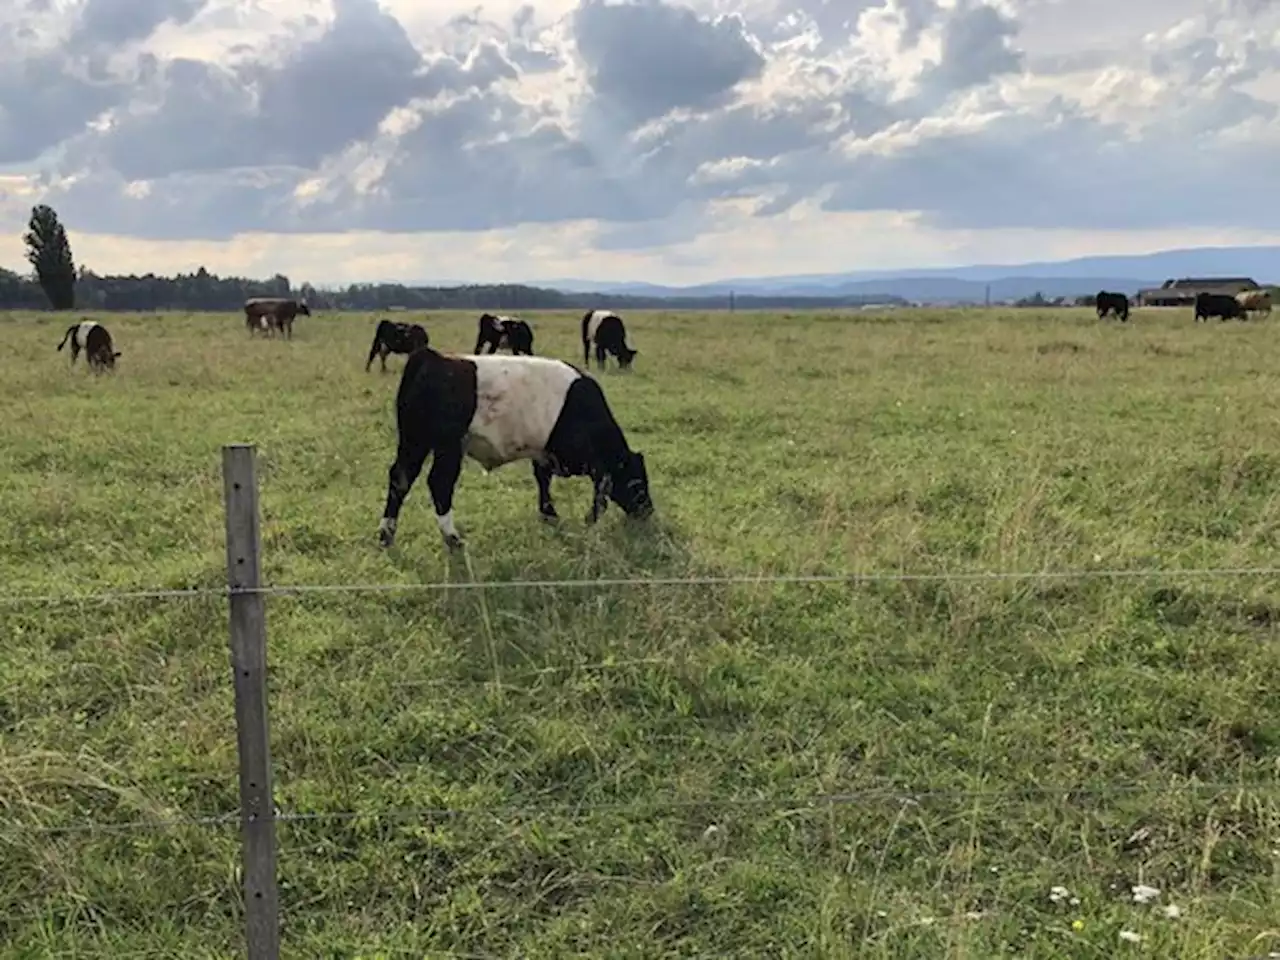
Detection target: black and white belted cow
<box><xmin>581</xmin><ymin>309</ymin><xmax>638</xmax><ymax>369</ymax></box>
<box><xmin>366</xmin><ymin>319</ymin><xmax>429</xmax><ymax>371</ymax></box>
<box><xmin>56</xmin><ymin>320</ymin><xmax>120</xmax><ymax>372</ymax></box>
<box><xmin>377</xmin><ymin>349</ymin><xmax>653</xmax><ymax>550</ymax></box>
<box><xmin>474</xmin><ymin>313</ymin><xmax>534</xmax><ymax>355</ymax></box>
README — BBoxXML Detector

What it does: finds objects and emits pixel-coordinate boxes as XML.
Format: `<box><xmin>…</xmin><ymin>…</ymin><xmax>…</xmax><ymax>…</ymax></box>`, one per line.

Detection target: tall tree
<box><xmin>23</xmin><ymin>204</ymin><xmax>77</xmax><ymax>310</ymax></box>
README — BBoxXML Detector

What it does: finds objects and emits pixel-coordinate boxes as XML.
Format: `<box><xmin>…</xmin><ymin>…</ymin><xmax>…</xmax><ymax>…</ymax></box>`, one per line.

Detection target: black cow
<box><xmin>377</xmin><ymin>349</ymin><xmax>653</xmax><ymax>550</ymax></box>
<box><xmin>474</xmin><ymin>313</ymin><xmax>534</xmax><ymax>355</ymax></box>
<box><xmin>366</xmin><ymin>319</ymin><xmax>429</xmax><ymax>372</ymax></box>
<box><xmin>56</xmin><ymin>320</ymin><xmax>120</xmax><ymax>372</ymax></box>
<box><xmin>1095</xmin><ymin>290</ymin><xmax>1130</xmax><ymax>322</ymax></box>
<box><xmin>581</xmin><ymin>309</ymin><xmax>638</xmax><ymax>369</ymax></box>
<box><xmin>1195</xmin><ymin>292</ymin><xmax>1246</xmax><ymax>322</ymax></box>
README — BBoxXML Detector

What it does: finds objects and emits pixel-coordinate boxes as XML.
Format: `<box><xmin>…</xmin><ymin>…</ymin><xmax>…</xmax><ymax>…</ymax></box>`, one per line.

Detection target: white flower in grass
<box><xmin>1049</xmin><ymin>885</ymin><xmax>1070</xmax><ymax>903</ymax></box>
<box><xmin>1131</xmin><ymin>884</ymin><xmax>1160</xmax><ymax>904</ymax></box>
<box><xmin>1162</xmin><ymin>904</ymin><xmax>1181</xmax><ymax>919</ymax></box>
<box><xmin>1119</xmin><ymin>930</ymin><xmax>1142</xmax><ymax>943</ymax></box>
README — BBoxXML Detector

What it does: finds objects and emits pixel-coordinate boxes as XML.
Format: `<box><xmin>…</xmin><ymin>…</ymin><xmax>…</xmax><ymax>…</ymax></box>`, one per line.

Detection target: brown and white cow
<box><xmin>377</xmin><ymin>349</ymin><xmax>653</xmax><ymax>550</ymax></box>
<box><xmin>244</xmin><ymin>297</ymin><xmax>311</xmax><ymax>339</ymax></box>
<box><xmin>56</xmin><ymin>320</ymin><xmax>120</xmax><ymax>372</ymax></box>
<box><xmin>1236</xmin><ymin>290</ymin><xmax>1272</xmax><ymax>316</ymax></box>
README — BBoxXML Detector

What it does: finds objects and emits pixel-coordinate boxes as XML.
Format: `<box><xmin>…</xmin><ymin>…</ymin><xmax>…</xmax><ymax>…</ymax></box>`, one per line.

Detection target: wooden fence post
<box><xmin>222</xmin><ymin>444</ymin><xmax>280</xmax><ymax>960</ymax></box>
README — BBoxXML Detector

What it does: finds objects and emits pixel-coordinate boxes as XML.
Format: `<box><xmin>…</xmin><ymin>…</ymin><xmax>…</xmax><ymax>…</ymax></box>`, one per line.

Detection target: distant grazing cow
<box><xmin>366</xmin><ymin>319</ymin><xmax>429</xmax><ymax>372</ymax></box>
<box><xmin>1195</xmin><ymin>291</ymin><xmax>1246</xmax><ymax>322</ymax></box>
<box><xmin>474</xmin><ymin>313</ymin><xmax>534</xmax><ymax>355</ymax></box>
<box><xmin>1236</xmin><ymin>289</ymin><xmax>1272</xmax><ymax>315</ymax></box>
<box><xmin>377</xmin><ymin>349</ymin><xmax>653</xmax><ymax>550</ymax></box>
<box><xmin>581</xmin><ymin>309</ymin><xmax>638</xmax><ymax>369</ymax></box>
<box><xmin>1095</xmin><ymin>290</ymin><xmax>1130</xmax><ymax>322</ymax></box>
<box><xmin>56</xmin><ymin>320</ymin><xmax>120</xmax><ymax>372</ymax></box>
<box><xmin>244</xmin><ymin>297</ymin><xmax>311</xmax><ymax>339</ymax></box>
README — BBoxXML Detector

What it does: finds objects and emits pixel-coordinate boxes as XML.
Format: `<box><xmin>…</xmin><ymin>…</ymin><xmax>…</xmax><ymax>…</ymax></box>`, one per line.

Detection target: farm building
<box><xmin>1137</xmin><ymin>277</ymin><xmax>1261</xmax><ymax>306</ymax></box>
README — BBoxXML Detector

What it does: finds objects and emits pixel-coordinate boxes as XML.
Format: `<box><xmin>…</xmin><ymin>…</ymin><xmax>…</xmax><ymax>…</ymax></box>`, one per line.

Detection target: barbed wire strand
<box><xmin>4</xmin><ymin>564</ymin><xmax>1280</xmax><ymax>608</ymax></box>
<box><xmin>10</xmin><ymin>778</ymin><xmax>1279</xmax><ymax>837</ymax></box>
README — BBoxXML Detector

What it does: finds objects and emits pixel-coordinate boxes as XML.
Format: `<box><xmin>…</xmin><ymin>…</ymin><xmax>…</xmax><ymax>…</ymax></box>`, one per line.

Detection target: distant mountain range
<box><xmin>537</xmin><ymin>245</ymin><xmax>1280</xmax><ymax>304</ymax></box>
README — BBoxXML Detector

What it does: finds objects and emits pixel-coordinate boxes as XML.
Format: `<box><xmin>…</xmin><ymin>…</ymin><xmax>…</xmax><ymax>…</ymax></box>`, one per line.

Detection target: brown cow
<box><xmin>1235</xmin><ymin>290</ymin><xmax>1272</xmax><ymax>316</ymax></box>
<box><xmin>244</xmin><ymin>297</ymin><xmax>311</xmax><ymax>339</ymax></box>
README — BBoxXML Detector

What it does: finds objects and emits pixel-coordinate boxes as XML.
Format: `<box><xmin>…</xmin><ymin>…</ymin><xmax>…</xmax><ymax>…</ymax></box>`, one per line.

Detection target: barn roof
<box><xmin>1166</xmin><ymin>277</ymin><xmax>1258</xmax><ymax>289</ymax></box>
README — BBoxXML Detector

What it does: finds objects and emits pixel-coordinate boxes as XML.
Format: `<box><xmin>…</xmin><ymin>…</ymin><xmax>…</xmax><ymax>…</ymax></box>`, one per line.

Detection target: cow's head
<box><xmin>608</xmin><ymin>451</ymin><xmax>652</xmax><ymax>519</ymax></box>
<box><xmin>618</xmin><ymin>346</ymin><xmax>638</xmax><ymax>369</ymax></box>
<box><xmin>298</xmin><ymin>302</ymin><xmax>312</xmax><ymax>316</ymax></box>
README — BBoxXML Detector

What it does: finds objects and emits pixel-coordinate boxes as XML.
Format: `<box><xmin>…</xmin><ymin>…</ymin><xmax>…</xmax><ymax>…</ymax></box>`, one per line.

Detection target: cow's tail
<box><xmin>56</xmin><ymin>325</ymin><xmax>75</xmax><ymax>351</ymax></box>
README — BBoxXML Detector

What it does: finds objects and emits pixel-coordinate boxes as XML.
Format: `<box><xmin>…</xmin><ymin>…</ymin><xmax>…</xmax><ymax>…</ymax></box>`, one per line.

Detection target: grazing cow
<box><xmin>366</xmin><ymin>319</ymin><xmax>429</xmax><ymax>372</ymax></box>
<box><xmin>377</xmin><ymin>349</ymin><xmax>653</xmax><ymax>550</ymax></box>
<box><xmin>1095</xmin><ymin>290</ymin><xmax>1130</xmax><ymax>322</ymax></box>
<box><xmin>244</xmin><ymin>297</ymin><xmax>311</xmax><ymax>339</ymax></box>
<box><xmin>474</xmin><ymin>313</ymin><xmax>534</xmax><ymax>355</ymax></box>
<box><xmin>56</xmin><ymin>320</ymin><xmax>120</xmax><ymax>372</ymax></box>
<box><xmin>1236</xmin><ymin>289</ymin><xmax>1272</xmax><ymax>315</ymax></box>
<box><xmin>1195</xmin><ymin>291</ymin><xmax>1246</xmax><ymax>322</ymax></box>
<box><xmin>581</xmin><ymin>309</ymin><xmax>639</xmax><ymax>369</ymax></box>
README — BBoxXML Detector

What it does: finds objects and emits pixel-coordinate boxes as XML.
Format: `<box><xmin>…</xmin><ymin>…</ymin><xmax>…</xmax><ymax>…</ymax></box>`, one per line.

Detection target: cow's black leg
<box><xmin>595</xmin><ymin>343</ymin><xmax>607</xmax><ymax>370</ymax></box>
<box><xmin>379</xmin><ymin>345</ymin><xmax>389</xmax><ymax>372</ymax></box>
<box><xmin>426</xmin><ymin>442</ymin><xmax>465</xmax><ymax>549</ymax></box>
<box><xmin>585</xmin><ymin>468</ymin><xmax>612</xmax><ymax>524</ymax></box>
<box><xmin>366</xmin><ymin>337</ymin><xmax>381</xmax><ymax>371</ymax></box>
<box><xmin>378</xmin><ymin>441</ymin><xmax>430</xmax><ymax>548</ymax></box>
<box><xmin>533</xmin><ymin>461</ymin><xmax>558</xmax><ymax>520</ymax></box>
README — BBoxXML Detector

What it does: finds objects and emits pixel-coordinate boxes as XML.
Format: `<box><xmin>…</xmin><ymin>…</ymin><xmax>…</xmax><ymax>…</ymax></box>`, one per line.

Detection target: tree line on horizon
<box><xmin>4</xmin><ymin>204</ymin><xmax>907</xmax><ymax>314</ymax></box>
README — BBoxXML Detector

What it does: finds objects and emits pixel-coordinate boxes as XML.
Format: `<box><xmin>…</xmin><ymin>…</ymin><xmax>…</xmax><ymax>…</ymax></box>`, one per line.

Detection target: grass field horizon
<box><xmin>2</xmin><ymin>306</ymin><xmax>1279</xmax><ymax>958</ymax></box>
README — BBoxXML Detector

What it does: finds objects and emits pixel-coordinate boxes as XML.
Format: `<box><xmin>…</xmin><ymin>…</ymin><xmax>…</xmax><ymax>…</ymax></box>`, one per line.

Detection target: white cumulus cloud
<box><xmin>1</xmin><ymin>0</ymin><xmax>1280</xmax><ymax>283</ymax></box>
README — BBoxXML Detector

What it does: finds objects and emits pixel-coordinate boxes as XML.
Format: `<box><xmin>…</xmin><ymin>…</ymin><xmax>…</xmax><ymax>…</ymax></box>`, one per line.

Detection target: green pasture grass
<box><xmin>1</xmin><ymin>305</ymin><xmax>1279</xmax><ymax>958</ymax></box>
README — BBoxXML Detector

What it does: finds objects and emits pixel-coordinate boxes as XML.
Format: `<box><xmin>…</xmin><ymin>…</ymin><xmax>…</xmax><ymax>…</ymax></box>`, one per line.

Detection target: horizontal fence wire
<box><xmin>10</xmin><ymin>779</ymin><xmax>1280</xmax><ymax>837</ymax></box>
<box><xmin>4</xmin><ymin>564</ymin><xmax>1280</xmax><ymax>607</ymax></box>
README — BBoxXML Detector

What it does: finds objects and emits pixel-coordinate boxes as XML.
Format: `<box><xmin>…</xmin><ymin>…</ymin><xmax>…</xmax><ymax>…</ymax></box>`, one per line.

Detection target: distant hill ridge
<box><xmin>539</xmin><ymin>244</ymin><xmax>1280</xmax><ymax>304</ymax></box>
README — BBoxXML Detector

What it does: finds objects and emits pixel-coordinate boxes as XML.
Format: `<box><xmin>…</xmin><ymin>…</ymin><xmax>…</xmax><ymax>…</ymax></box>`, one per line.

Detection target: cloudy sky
<box><xmin>3</xmin><ymin>0</ymin><xmax>1280</xmax><ymax>286</ymax></box>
